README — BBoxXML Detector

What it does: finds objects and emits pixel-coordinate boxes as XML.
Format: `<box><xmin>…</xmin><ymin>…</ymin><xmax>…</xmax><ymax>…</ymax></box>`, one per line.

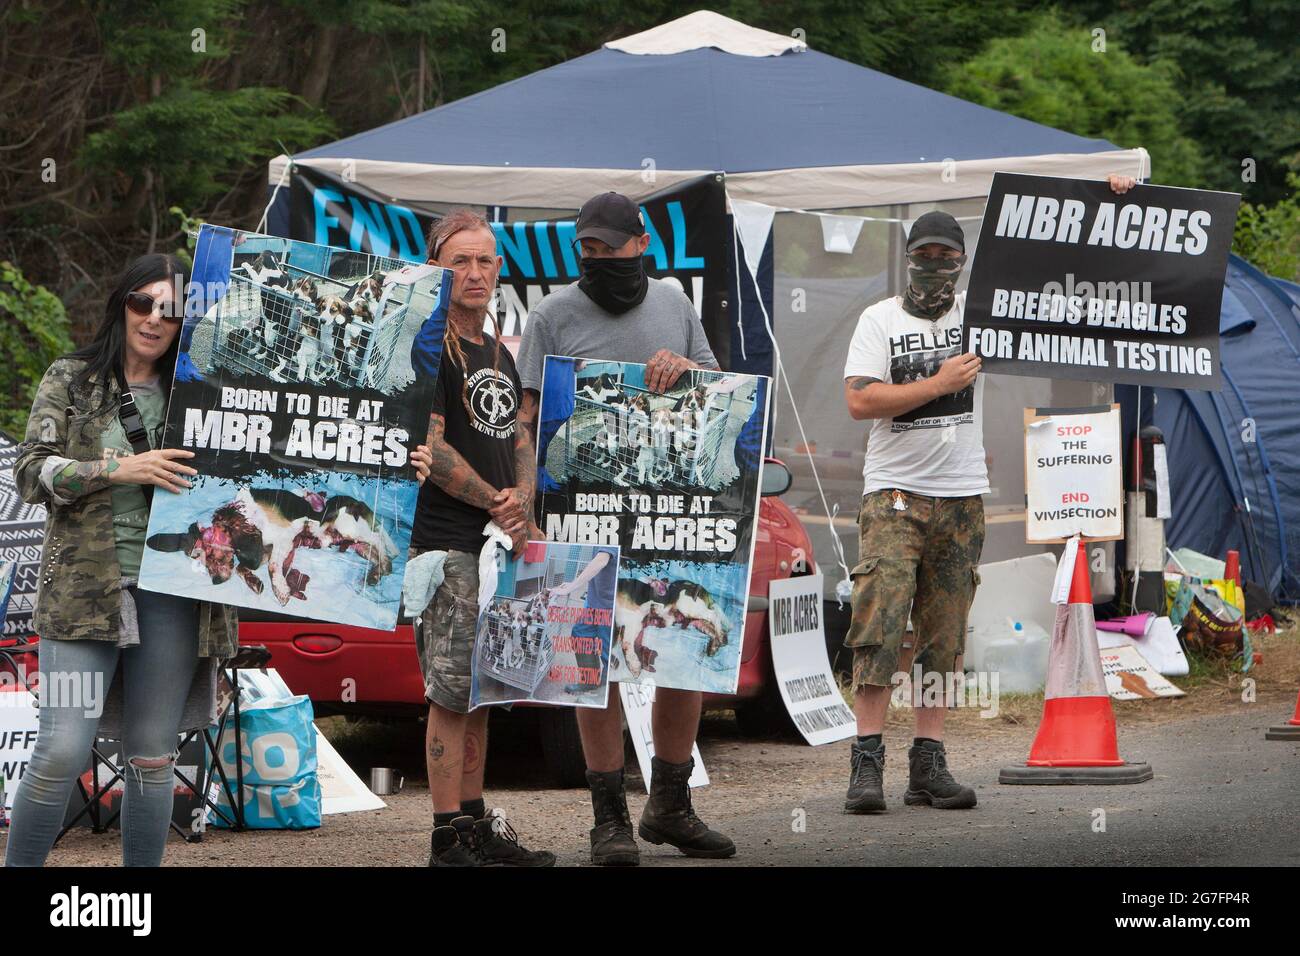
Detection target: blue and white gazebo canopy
<box><xmin>270</xmin><ymin>11</ymin><xmax>1147</xmax><ymax>210</ymax></box>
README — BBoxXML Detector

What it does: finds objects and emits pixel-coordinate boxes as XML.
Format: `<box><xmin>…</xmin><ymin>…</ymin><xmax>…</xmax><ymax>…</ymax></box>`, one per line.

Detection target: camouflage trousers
<box><xmin>412</xmin><ymin>548</ymin><xmax>480</xmax><ymax>714</ymax></box>
<box><xmin>845</xmin><ymin>490</ymin><xmax>985</xmax><ymax>691</ymax></box>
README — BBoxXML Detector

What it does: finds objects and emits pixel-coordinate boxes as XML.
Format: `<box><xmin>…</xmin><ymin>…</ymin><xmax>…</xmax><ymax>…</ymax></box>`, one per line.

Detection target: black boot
<box><xmin>844</xmin><ymin>738</ymin><xmax>887</xmax><ymax>813</ymax></box>
<box><xmin>586</xmin><ymin>769</ymin><xmax>640</xmax><ymax>866</ymax></box>
<box><xmin>472</xmin><ymin>811</ymin><xmax>556</xmax><ymax>867</ymax></box>
<box><xmin>637</xmin><ymin>756</ymin><xmax>736</xmax><ymax>859</ymax></box>
<box><xmin>904</xmin><ymin>739</ymin><xmax>977</xmax><ymax>809</ymax></box>
<box><xmin>428</xmin><ymin>815</ymin><xmax>482</xmax><ymax>867</ymax></box>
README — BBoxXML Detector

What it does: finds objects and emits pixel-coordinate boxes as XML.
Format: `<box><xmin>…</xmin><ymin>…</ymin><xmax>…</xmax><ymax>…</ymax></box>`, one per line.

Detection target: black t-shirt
<box><xmin>411</xmin><ymin>334</ymin><xmax>522</xmax><ymax>553</ymax></box>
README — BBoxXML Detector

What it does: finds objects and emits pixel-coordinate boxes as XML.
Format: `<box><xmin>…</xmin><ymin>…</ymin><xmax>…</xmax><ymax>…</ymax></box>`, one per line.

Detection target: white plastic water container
<box><xmin>980</xmin><ymin>619</ymin><xmax>1051</xmax><ymax>694</ymax></box>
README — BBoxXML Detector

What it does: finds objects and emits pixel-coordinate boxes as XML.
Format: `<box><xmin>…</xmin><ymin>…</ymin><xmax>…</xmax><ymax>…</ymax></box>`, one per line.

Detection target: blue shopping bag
<box><xmin>208</xmin><ymin>694</ymin><xmax>321</xmax><ymax>829</ymax></box>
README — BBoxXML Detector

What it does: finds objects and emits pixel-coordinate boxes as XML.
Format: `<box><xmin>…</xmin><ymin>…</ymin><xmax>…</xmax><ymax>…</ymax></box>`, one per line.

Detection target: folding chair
<box><xmin>52</xmin><ymin>643</ymin><xmax>273</xmax><ymax>845</ymax></box>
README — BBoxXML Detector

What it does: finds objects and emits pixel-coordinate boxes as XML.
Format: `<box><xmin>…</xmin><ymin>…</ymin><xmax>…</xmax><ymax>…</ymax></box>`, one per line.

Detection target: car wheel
<box><xmin>734</xmin><ymin>682</ymin><xmax>800</xmax><ymax>740</ymax></box>
<box><xmin>537</xmin><ymin>708</ymin><xmax>588</xmax><ymax>788</ymax></box>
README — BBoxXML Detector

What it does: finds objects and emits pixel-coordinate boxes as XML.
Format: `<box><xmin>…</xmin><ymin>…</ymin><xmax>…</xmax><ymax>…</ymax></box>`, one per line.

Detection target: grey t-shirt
<box><xmin>516</xmin><ymin>278</ymin><xmax>719</xmax><ymax>392</ymax></box>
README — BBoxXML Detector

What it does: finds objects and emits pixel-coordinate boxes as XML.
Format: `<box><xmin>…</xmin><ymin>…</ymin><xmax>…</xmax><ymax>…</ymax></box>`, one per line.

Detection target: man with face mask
<box><xmin>517</xmin><ymin>191</ymin><xmax>726</xmax><ymax>866</ymax></box>
<box><xmin>840</xmin><ymin>210</ymin><xmax>983</xmax><ymax>816</ymax></box>
<box><xmin>839</xmin><ymin>176</ymin><xmax>1137</xmax><ymax>816</ymax></box>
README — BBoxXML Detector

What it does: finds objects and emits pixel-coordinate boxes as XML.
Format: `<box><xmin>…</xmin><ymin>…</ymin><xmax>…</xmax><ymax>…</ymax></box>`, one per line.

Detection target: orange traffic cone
<box><xmin>1000</xmin><ymin>541</ymin><xmax>1153</xmax><ymax>784</ymax></box>
<box><xmin>1224</xmin><ymin>550</ymin><xmax>1241</xmax><ymax>586</ymax></box>
<box><xmin>1265</xmin><ymin>687</ymin><xmax>1300</xmax><ymax>741</ymax></box>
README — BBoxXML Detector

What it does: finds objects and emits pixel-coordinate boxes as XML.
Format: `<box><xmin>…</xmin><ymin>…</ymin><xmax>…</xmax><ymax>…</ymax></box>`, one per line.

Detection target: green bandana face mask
<box><xmin>903</xmin><ymin>252</ymin><xmax>967</xmax><ymax>319</ymax></box>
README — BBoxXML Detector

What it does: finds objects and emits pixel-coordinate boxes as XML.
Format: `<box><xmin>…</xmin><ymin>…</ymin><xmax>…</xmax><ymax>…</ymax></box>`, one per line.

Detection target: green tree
<box><xmin>1233</xmin><ymin>174</ymin><xmax>1300</xmax><ymax>281</ymax></box>
<box><xmin>0</xmin><ymin>262</ymin><xmax>76</xmax><ymax>438</ymax></box>
<box><xmin>942</xmin><ymin>13</ymin><xmax>1207</xmax><ymax>187</ymax></box>
<box><xmin>1070</xmin><ymin>0</ymin><xmax>1300</xmax><ymax>204</ymax></box>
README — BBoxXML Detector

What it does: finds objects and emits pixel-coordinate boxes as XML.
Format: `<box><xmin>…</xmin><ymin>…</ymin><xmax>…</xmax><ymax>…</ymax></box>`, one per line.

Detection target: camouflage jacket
<box><xmin>14</xmin><ymin>357</ymin><xmax>237</xmax><ymax>658</ymax></box>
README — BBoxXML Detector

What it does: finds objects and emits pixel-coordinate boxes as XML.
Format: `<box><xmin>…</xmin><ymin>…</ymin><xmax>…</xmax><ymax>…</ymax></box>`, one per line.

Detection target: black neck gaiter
<box><xmin>578</xmin><ymin>255</ymin><xmax>649</xmax><ymax>314</ymax></box>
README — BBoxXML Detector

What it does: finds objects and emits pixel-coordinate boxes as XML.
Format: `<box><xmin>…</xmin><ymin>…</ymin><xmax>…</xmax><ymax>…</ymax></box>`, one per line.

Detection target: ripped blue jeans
<box><xmin>4</xmin><ymin>588</ymin><xmax>200</xmax><ymax>867</ymax></box>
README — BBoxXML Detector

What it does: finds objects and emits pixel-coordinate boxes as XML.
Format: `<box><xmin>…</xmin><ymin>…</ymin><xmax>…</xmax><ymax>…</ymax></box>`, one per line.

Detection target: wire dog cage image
<box><xmin>548</xmin><ymin>364</ymin><xmax>759</xmax><ymax>493</ymax></box>
<box><xmin>478</xmin><ymin>594</ymin><xmax>560</xmax><ymax>692</ymax></box>
<box><xmin>191</xmin><ymin>236</ymin><xmax>443</xmax><ymax>395</ymax></box>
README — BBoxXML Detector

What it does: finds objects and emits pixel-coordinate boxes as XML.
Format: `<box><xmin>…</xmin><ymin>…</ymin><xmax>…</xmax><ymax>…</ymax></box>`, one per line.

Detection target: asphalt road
<box><xmin>13</xmin><ymin>704</ymin><xmax>1297</xmax><ymax>867</ymax></box>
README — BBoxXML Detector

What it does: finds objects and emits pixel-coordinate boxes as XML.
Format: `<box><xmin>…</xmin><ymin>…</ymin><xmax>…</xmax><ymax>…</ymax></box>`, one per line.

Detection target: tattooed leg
<box><xmin>426</xmin><ymin>701</ymin><xmax>470</xmax><ymax>814</ymax></box>
<box><xmin>461</xmin><ymin>708</ymin><xmax>490</xmax><ymax>803</ymax></box>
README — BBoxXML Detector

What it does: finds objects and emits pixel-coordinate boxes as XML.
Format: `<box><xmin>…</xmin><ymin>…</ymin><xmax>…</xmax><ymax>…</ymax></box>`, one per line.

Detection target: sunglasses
<box><xmin>125</xmin><ymin>291</ymin><xmax>183</xmax><ymax>322</ymax></box>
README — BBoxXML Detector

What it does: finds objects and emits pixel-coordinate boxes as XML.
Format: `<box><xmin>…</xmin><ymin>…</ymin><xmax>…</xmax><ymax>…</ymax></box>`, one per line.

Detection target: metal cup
<box><xmin>369</xmin><ymin>767</ymin><xmax>404</xmax><ymax>795</ymax></box>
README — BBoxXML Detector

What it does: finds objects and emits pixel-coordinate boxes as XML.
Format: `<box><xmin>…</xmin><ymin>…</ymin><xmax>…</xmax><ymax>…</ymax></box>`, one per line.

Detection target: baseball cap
<box><xmin>907</xmin><ymin>211</ymin><xmax>965</xmax><ymax>253</ymax></box>
<box><xmin>575</xmin><ymin>192</ymin><xmax>646</xmax><ymax>249</ymax></box>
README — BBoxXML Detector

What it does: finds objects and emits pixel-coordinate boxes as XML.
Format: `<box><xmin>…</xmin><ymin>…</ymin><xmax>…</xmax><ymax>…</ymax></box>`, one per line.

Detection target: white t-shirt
<box><xmin>843</xmin><ymin>292</ymin><xmax>989</xmax><ymax>498</ymax></box>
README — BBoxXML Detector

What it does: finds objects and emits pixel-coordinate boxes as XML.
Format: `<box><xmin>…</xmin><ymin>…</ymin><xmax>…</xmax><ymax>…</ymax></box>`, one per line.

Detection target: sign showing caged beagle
<box><xmin>138</xmin><ymin>225</ymin><xmax>450</xmax><ymax>631</ymax></box>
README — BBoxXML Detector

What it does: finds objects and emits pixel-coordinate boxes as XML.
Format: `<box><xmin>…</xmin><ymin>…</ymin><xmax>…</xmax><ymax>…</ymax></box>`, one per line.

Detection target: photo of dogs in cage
<box><xmin>608</xmin><ymin>558</ymin><xmax>747</xmax><ymax>694</ymax></box>
<box><xmin>544</xmin><ymin>358</ymin><xmax>763</xmax><ymax>497</ymax></box>
<box><xmin>185</xmin><ymin>232</ymin><xmax>445</xmax><ymax>396</ymax></box>
<box><xmin>470</xmin><ymin>542</ymin><xmax>620</xmax><ymax>709</ymax></box>
<box><xmin>139</xmin><ymin>472</ymin><xmax>415</xmax><ymax>631</ymax></box>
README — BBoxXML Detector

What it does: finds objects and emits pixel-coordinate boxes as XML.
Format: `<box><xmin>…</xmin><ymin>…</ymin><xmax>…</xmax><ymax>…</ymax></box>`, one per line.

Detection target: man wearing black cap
<box><xmin>839</xmin><ymin>176</ymin><xmax>1137</xmax><ymax>816</ymax></box>
<box><xmin>517</xmin><ymin>191</ymin><xmax>728</xmax><ymax>866</ymax></box>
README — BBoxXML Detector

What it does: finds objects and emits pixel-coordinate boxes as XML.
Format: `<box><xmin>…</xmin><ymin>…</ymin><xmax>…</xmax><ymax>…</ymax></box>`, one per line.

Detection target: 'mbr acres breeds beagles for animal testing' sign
<box><xmin>139</xmin><ymin>225</ymin><xmax>449</xmax><ymax>630</ymax></box>
<box><xmin>1023</xmin><ymin>404</ymin><xmax>1123</xmax><ymax>543</ymax></box>
<box><xmin>965</xmin><ymin>173</ymin><xmax>1239</xmax><ymax>390</ymax></box>
<box><xmin>536</xmin><ymin>357</ymin><xmax>770</xmax><ymax>694</ymax></box>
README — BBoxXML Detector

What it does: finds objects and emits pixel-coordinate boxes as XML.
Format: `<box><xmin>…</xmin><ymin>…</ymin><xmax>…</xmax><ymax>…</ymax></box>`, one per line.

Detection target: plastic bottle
<box><xmin>981</xmin><ymin>619</ymin><xmax>1051</xmax><ymax>694</ymax></box>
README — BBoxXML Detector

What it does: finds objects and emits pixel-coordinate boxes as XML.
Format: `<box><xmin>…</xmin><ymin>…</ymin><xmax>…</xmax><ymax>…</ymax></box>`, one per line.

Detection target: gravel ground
<box><xmin>9</xmin><ymin>693</ymin><xmax>1298</xmax><ymax>867</ymax></box>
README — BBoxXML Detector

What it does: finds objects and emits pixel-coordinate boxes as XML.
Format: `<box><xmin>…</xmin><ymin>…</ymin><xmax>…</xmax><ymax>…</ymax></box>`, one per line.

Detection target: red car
<box><xmin>240</xmin><ymin>458</ymin><xmax>819</xmax><ymax>786</ymax></box>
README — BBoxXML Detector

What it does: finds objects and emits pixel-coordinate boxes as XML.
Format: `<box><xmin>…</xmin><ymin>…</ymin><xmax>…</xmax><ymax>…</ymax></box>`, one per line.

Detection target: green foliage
<box><xmin>1233</xmin><ymin>174</ymin><xmax>1300</xmax><ymax>282</ymax></box>
<box><xmin>942</xmin><ymin>13</ymin><xmax>1207</xmax><ymax>186</ymax></box>
<box><xmin>97</xmin><ymin>0</ymin><xmax>242</xmax><ymax>73</ymax></box>
<box><xmin>169</xmin><ymin>207</ymin><xmax>206</xmax><ymax>270</ymax></box>
<box><xmin>79</xmin><ymin>84</ymin><xmax>332</xmax><ymax>212</ymax></box>
<box><xmin>0</xmin><ymin>262</ymin><xmax>76</xmax><ymax>439</ymax></box>
<box><xmin>1069</xmin><ymin>0</ymin><xmax>1300</xmax><ymax>204</ymax></box>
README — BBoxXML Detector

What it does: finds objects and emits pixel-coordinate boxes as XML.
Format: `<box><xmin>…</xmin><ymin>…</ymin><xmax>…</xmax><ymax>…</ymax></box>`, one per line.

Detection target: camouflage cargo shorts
<box><xmin>844</xmin><ymin>490</ymin><xmax>985</xmax><ymax>691</ymax></box>
<box><xmin>412</xmin><ymin>548</ymin><xmax>480</xmax><ymax>714</ymax></box>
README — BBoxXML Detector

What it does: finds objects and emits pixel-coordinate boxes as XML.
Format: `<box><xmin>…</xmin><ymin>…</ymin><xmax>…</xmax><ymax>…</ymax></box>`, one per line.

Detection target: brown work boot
<box><xmin>637</xmin><ymin>756</ymin><xmax>736</xmax><ymax>859</ymax></box>
<box><xmin>586</xmin><ymin>769</ymin><xmax>640</xmax><ymax>866</ymax></box>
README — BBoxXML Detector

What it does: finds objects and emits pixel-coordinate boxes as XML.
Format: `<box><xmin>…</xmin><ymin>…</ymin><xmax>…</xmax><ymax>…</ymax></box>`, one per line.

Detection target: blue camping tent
<box><xmin>1122</xmin><ymin>255</ymin><xmax>1300</xmax><ymax>601</ymax></box>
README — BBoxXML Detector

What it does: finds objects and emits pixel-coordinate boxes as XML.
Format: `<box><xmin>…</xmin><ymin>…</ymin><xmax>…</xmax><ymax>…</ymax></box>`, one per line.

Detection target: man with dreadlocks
<box><xmin>406</xmin><ymin>208</ymin><xmax>554</xmax><ymax>867</ymax></box>
<box><xmin>839</xmin><ymin>175</ymin><xmax>1137</xmax><ymax>817</ymax></box>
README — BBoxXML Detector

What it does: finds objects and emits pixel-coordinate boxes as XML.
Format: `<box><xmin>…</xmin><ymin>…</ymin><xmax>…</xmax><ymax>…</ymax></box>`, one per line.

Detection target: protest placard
<box><xmin>536</xmin><ymin>357</ymin><xmax>770</xmax><ymax>693</ymax></box>
<box><xmin>1024</xmin><ymin>404</ymin><xmax>1123</xmax><ymax>543</ymax></box>
<box><xmin>470</xmin><ymin>541</ymin><xmax>620</xmax><ymax>709</ymax></box>
<box><xmin>966</xmin><ymin>173</ymin><xmax>1239</xmax><ymax>390</ymax></box>
<box><xmin>769</xmin><ymin>573</ymin><xmax>856</xmax><ymax>746</ymax></box>
<box><xmin>139</xmin><ymin>225</ymin><xmax>449</xmax><ymax>630</ymax></box>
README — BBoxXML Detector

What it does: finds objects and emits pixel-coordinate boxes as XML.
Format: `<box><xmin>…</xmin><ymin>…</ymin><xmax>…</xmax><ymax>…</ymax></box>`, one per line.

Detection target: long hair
<box><xmin>69</xmin><ymin>253</ymin><xmax>188</xmax><ymax>405</ymax></box>
<box><xmin>426</xmin><ymin>209</ymin><xmax>503</xmax><ymax>417</ymax></box>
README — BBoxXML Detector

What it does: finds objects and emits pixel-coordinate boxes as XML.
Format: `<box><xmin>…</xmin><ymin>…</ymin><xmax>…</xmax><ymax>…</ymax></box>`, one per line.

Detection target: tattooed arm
<box><xmin>486</xmin><ymin>424</ymin><xmax>536</xmax><ymax>541</ymax></box>
<box><xmin>40</xmin><ymin>456</ymin><xmax>120</xmax><ymax>504</ymax></box>
<box><xmin>518</xmin><ymin>389</ymin><xmax>539</xmax><ymax>445</ymax></box>
<box><xmin>844</xmin><ymin>352</ymin><xmax>981</xmax><ymax>421</ymax></box>
<box><xmin>424</xmin><ymin>411</ymin><xmax>499</xmax><ymax>510</ymax></box>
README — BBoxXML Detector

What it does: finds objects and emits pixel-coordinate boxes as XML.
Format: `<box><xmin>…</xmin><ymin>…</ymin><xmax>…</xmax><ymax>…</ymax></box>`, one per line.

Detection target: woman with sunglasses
<box><xmin>5</xmin><ymin>254</ymin><xmax>237</xmax><ymax>867</ymax></box>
